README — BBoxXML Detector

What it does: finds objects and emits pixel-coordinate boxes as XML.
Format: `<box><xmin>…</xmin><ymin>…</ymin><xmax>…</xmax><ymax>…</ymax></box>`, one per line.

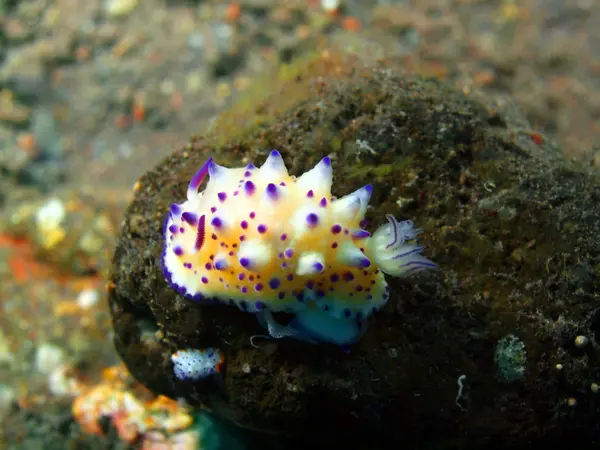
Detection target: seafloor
<box><xmin>0</xmin><ymin>0</ymin><xmax>599</xmax><ymax>449</ymax></box>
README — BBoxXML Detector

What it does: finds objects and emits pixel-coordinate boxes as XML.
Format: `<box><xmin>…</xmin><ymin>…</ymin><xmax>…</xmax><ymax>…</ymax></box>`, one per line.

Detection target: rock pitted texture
<box><xmin>109</xmin><ymin>53</ymin><xmax>600</xmax><ymax>449</ymax></box>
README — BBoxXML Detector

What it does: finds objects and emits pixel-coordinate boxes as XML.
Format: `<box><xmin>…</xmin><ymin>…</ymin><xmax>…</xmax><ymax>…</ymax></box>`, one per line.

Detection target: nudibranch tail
<box><xmin>367</xmin><ymin>214</ymin><xmax>437</xmax><ymax>277</ymax></box>
<box><xmin>162</xmin><ymin>151</ymin><xmax>435</xmax><ymax>347</ymax></box>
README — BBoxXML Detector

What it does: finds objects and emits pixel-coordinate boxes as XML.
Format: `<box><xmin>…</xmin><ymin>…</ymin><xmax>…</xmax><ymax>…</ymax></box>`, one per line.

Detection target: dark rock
<box><xmin>109</xmin><ymin>52</ymin><xmax>600</xmax><ymax>449</ymax></box>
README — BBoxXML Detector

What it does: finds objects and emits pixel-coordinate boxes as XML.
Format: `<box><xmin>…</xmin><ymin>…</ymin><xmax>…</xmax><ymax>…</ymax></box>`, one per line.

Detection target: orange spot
<box><xmin>55</xmin><ymin>301</ymin><xmax>82</xmax><ymax>317</ymax></box>
<box><xmin>17</xmin><ymin>132</ymin><xmax>38</xmax><ymax>157</ymax></box>
<box><xmin>342</xmin><ymin>17</ymin><xmax>361</xmax><ymax>32</ymax></box>
<box><xmin>0</xmin><ymin>233</ymin><xmax>101</xmax><ymax>285</ymax></box>
<box><xmin>225</xmin><ymin>3</ymin><xmax>241</xmax><ymax>23</ymax></box>
<box><xmin>529</xmin><ymin>132</ymin><xmax>544</xmax><ymax>145</ymax></box>
<box><xmin>132</xmin><ymin>102</ymin><xmax>145</xmax><ymax>122</ymax></box>
<box><xmin>473</xmin><ymin>70</ymin><xmax>495</xmax><ymax>86</ymax></box>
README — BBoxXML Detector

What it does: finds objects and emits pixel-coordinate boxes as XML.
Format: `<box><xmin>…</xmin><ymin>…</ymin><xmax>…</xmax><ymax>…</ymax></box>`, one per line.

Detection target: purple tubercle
<box><xmin>170</xmin><ymin>203</ymin><xmax>181</xmax><ymax>216</ymax></box>
<box><xmin>284</xmin><ymin>248</ymin><xmax>294</xmax><ymax>258</ymax></box>
<box><xmin>168</xmin><ymin>224</ymin><xmax>178</xmax><ymax>234</ymax></box>
<box><xmin>249</xmin><ymin>211</ymin><xmax>256</xmax><ymax>219</ymax></box>
<box><xmin>246</xmin><ymin>163</ymin><xmax>256</xmax><ymax>169</ymax></box>
<box><xmin>265</xmin><ymin>183</ymin><xmax>279</xmax><ymax>200</ymax></box>
<box><xmin>313</xmin><ymin>262</ymin><xmax>324</xmax><ymax>272</ymax></box>
<box><xmin>306</xmin><ymin>213</ymin><xmax>319</xmax><ymax>227</ymax></box>
<box><xmin>322</xmin><ymin>156</ymin><xmax>331</xmax><ymax>166</ymax></box>
<box><xmin>255</xmin><ymin>283</ymin><xmax>264</xmax><ymax>292</ymax></box>
<box><xmin>211</xmin><ymin>217</ymin><xmax>223</xmax><ymax>229</ymax></box>
<box><xmin>307</xmin><ymin>190</ymin><xmax>314</xmax><ymax>198</ymax></box>
<box><xmin>257</xmin><ymin>224</ymin><xmax>268</xmax><ymax>234</ymax></box>
<box><xmin>244</xmin><ymin>181</ymin><xmax>256</xmax><ymax>195</ymax></box>
<box><xmin>269</xmin><ymin>278</ymin><xmax>281</xmax><ymax>289</ymax></box>
<box><xmin>181</xmin><ymin>212</ymin><xmax>198</xmax><ymax>226</ymax></box>
<box><xmin>188</xmin><ymin>158</ymin><xmax>213</xmax><ymax>194</ymax></box>
<box><xmin>214</xmin><ymin>259</ymin><xmax>227</xmax><ymax>270</ymax></box>
<box><xmin>352</xmin><ymin>230</ymin><xmax>371</xmax><ymax>239</ymax></box>
<box><xmin>195</xmin><ymin>215</ymin><xmax>206</xmax><ymax>250</ymax></box>
<box><xmin>331</xmin><ymin>224</ymin><xmax>342</xmax><ymax>234</ymax></box>
<box><xmin>319</xmin><ymin>197</ymin><xmax>328</xmax><ymax>207</ymax></box>
<box><xmin>280</xmin><ymin>233</ymin><xmax>287</xmax><ymax>241</ymax></box>
<box><xmin>240</xmin><ymin>257</ymin><xmax>250</xmax><ymax>268</ymax></box>
<box><xmin>218</xmin><ymin>192</ymin><xmax>227</xmax><ymax>202</ymax></box>
<box><xmin>244</xmin><ymin>171</ymin><xmax>252</xmax><ymax>177</ymax></box>
<box><xmin>201</xmin><ymin>277</ymin><xmax>209</xmax><ymax>284</ymax></box>
<box><xmin>174</xmin><ymin>246</ymin><xmax>183</xmax><ymax>256</ymax></box>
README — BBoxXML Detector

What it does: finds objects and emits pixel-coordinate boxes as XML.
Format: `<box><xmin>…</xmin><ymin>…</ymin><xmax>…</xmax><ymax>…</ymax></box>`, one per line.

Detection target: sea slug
<box><xmin>162</xmin><ymin>150</ymin><xmax>435</xmax><ymax>346</ymax></box>
<box><xmin>171</xmin><ymin>348</ymin><xmax>224</xmax><ymax>381</ymax></box>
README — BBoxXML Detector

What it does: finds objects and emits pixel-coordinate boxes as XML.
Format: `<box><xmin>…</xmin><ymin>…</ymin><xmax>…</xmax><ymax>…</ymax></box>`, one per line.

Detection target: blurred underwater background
<box><xmin>1</xmin><ymin>0</ymin><xmax>600</xmax><ymax>449</ymax></box>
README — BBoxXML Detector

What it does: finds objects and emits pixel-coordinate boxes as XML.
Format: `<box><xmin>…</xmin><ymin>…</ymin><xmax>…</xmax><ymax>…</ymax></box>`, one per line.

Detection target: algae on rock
<box><xmin>109</xmin><ymin>52</ymin><xmax>600</xmax><ymax>449</ymax></box>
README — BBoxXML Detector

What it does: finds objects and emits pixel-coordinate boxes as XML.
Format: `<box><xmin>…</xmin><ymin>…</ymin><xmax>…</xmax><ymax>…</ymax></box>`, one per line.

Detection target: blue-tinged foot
<box><xmin>256</xmin><ymin>308</ymin><xmax>365</xmax><ymax>347</ymax></box>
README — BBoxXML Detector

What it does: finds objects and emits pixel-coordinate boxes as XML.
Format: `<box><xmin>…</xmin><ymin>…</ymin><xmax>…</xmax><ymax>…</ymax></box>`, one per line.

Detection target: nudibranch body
<box><xmin>162</xmin><ymin>151</ymin><xmax>435</xmax><ymax>346</ymax></box>
<box><xmin>171</xmin><ymin>348</ymin><xmax>224</xmax><ymax>381</ymax></box>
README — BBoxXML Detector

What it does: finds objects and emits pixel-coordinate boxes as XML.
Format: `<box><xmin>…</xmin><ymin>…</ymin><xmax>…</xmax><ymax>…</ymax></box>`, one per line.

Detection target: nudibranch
<box><xmin>171</xmin><ymin>348</ymin><xmax>224</xmax><ymax>381</ymax></box>
<box><xmin>162</xmin><ymin>151</ymin><xmax>435</xmax><ymax>347</ymax></box>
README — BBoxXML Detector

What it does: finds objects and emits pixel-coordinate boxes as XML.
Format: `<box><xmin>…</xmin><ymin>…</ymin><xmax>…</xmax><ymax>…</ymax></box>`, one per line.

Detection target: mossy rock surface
<box><xmin>109</xmin><ymin>53</ymin><xmax>600</xmax><ymax>449</ymax></box>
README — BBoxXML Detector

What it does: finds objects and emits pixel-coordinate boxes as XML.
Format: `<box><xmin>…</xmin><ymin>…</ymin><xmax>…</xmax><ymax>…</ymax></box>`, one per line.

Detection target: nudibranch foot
<box><xmin>256</xmin><ymin>308</ymin><xmax>364</xmax><ymax>346</ymax></box>
<box><xmin>256</xmin><ymin>310</ymin><xmax>311</xmax><ymax>342</ymax></box>
<box><xmin>171</xmin><ymin>348</ymin><xmax>224</xmax><ymax>381</ymax></box>
<box><xmin>162</xmin><ymin>151</ymin><xmax>436</xmax><ymax>348</ymax></box>
<box><xmin>289</xmin><ymin>308</ymin><xmax>366</xmax><ymax>346</ymax></box>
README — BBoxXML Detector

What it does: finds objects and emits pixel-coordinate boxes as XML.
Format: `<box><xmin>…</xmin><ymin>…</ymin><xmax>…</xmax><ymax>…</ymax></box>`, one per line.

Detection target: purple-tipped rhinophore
<box><xmin>187</xmin><ymin>158</ymin><xmax>213</xmax><ymax>201</ymax></box>
<box><xmin>195</xmin><ymin>215</ymin><xmax>206</xmax><ymax>250</ymax></box>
